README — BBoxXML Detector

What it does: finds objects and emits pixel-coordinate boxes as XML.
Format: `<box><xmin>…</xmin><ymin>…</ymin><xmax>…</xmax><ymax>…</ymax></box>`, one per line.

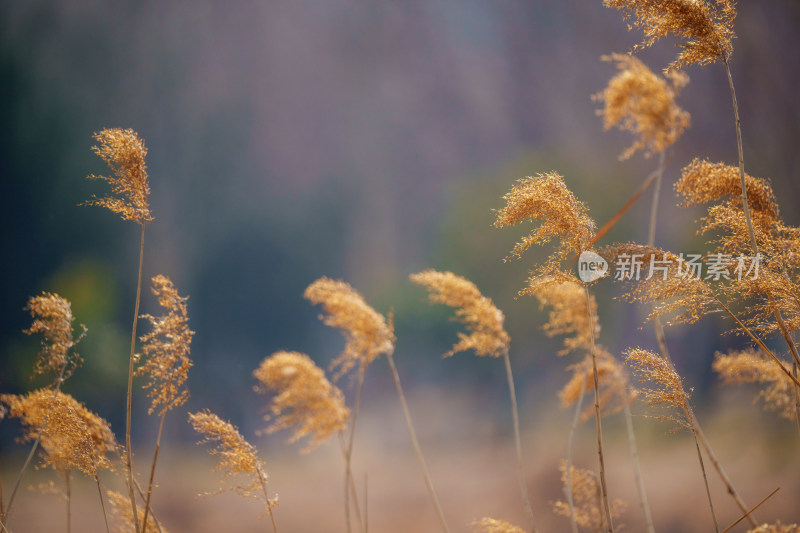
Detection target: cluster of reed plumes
<box><xmin>1</xmin><ymin>1</ymin><xmax>799</xmax><ymax>532</ymax></box>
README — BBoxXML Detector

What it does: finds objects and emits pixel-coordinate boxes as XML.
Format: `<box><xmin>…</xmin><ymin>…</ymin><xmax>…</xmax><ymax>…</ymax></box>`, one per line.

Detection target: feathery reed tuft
<box><xmin>494</xmin><ymin>172</ymin><xmax>596</xmax><ymax>271</ymax></box>
<box><xmin>107</xmin><ymin>490</ymin><xmax>166</xmax><ymax>533</ymax></box>
<box><xmin>527</xmin><ymin>277</ymin><xmax>599</xmax><ymax>354</ymax></box>
<box><xmin>188</xmin><ymin>409</ymin><xmax>276</xmax><ymax>508</ymax></box>
<box><xmin>624</xmin><ymin>348</ymin><xmax>691</xmax><ymax>429</ymax></box>
<box><xmin>410</xmin><ymin>270</ymin><xmax>510</xmax><ymax>358</ymax></box>
<box><xmin>253</xmin><ymin>351</ymin><xmax>350</xmax><ymax>452</ymax></box>
<box><xmin>595</xmin><ymin>53</ymin><xmax>690</xmax><ymax>159</ymax></box>
<box><xmin>472</xmin><ymin>517</ymin><xmax>525</xmax><ymax>533</ymax></box>
<box><xmin>304</xmin><ymin>277</ymin><xmax>395</xmax><ymax>379</ymax></box>
<box><xmin>748</xmin><ymin>523</ymin><xmax>800</xmax><ymax>533</ymax></box>
<box><xmin>603</xmin><ymin>0</ymin><xmax>736</xmax><ymax>70</ymax></box>
<box><xmin>86</xmin><ymin>128</ymin><xmax>152</xmax><ymax>224</ymax></box>
<box><xmin>713</xmin><ymin>349</ymin><xmax>796</xmax><ymax>420</ymax></box>
<box><xmin>552</xmin><ymin>461</ymin><xmax>626</xmax><ymax>530</ymax></box>
<box><xmin>1</xmin><ymin>390</ymin><xmax>116</xmax><ymax>477</ymax></box>
<box><xmin>560</xmin><ymin>348</ymin><xmax>637</xmax><ymax>422</ymax></box>
<box><xmin>24</xmin><ymin>292</ymin><xmax>84</xmax><ymax>380</ymax></box>
<box><xmin>137</xmin><ymin>275</ymin><xmax>193</xmax><ymax>416</ymax></box>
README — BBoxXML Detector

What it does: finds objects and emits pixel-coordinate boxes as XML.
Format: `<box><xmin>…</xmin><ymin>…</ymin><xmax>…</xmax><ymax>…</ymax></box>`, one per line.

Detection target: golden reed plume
<box><xmin>527</xmin><ymin>277</ymin><xmax>599</xmax><ymax>354</ymax></box>
<box><xmin>714</xmin><ymin>349</ymin><xmax>796</xmax><ymax>420</ymax></box>
<box><xmin>603</xmin><ymin>0</ymin><xmax>736</xmax><ymax>70</ymax></box>
<box><xmin>410</xmin><ymin>270</ymin><xmax>510</xmax><ymax>358</ymax></box>
<box><xmin>472</xmin><ymin>517</ymin><xmax>525</xmax><ymax>533</ymax></box>
<box><xmin>595</xmin><ymin>53</ymin><xmax>690</xmax><ymax>160</ymax></box>
<box><xmin>254</xmin><ymin>351</ymin><xmax>350</xmax><ymax>452</ymax></box>
<box><xmin>107</xmin><ymin>490</ymin><xmax>166</xmax><ymax>533</ymax></box>
<box><xmin>552</xmin><ymin>460</ymin><xmax>626</xmax><ymax>530</ymax></box>
<box><xmin>24</xmin><ymin>292</ymin><xmax>84</xmax><ymax>380</ymax></box>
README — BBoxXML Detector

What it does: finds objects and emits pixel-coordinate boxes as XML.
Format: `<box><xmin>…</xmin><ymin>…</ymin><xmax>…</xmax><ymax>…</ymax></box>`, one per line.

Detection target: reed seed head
<box><xmin>304</xmin><ymin>277</ymin><xmax>395</xmax><ymax>379</ymax></box>
<box><xmin>560</xmin><ymin>348</ymin><xmax>637</xmax><ymax>421</ymax></box>
<box><xmin>137</xmin><ymin>275</ymin><xmax>194</xmax><ymax>416</ymax></box>
<box><xmin>472</xmin><ymin>517</ymin><xmax>525</xmax><ymax>533</ymax></box>
<box><xmin>1</xmin><ymin>389</ymin><xmax>116</xmax><ymax>477</ymax></box>
<box><xmin>604</xmin><ymin>0</ymin><xmax>736</xmax><ymax>70</ymax></box>
<box><xmin>86</xmin><ymin>128</ymin><xmax>152</xmax><ymax>224</ymax></box>
<box><xmin>494</xmin><ymin>172</ymin><xmax>596</xmax><ymax>270</ymax></box>
<box><xmin>527</xmin><ymin>277</ymin><xmax>599</xmax><ymax>354</ymax></box>
<box><xmin>253</xmin><ymin>351</ymin><xmax>350</xmax><ymax>452</ymax></box>
<box><xmin>108</xmin><ymin>490</ymin><xmax>167</xmax><ymax>533</ymax></box>
<box><xmin>624</xmin><ymin>347</ymin><xmax>691</xmax><ymax>428</ymax></box>
<box><xmin>552</xmin><ymin>460</ymin><xmax>626</xmax><ymax>530</ymax></box>
<box><xmin>713</xmin><ymin>349</ymin><xmax>796</xmax><ymax>420</ymax></box>
<box><xmin>410</xmin><ymin>270</ymin><xmax>510</xmax><ymax>358</ymax></box>
<box><xmin>596</xmin><ymin>53</ymin><xmax>690</xmax><ymax>159</ymax></box>
<box><xmin>748</xmin><ymin>523</ymin><xmax>800</xmax><ymax>533</ymax></box>
<box><xmin>24</xmin><ymin>292</ymin><xmax>83</xmax><ymax>380</ymax></box>
<box><xmin>189</xmin><ymin>409</ymin><xmax>274</xmax><ymax>503</ymax></box>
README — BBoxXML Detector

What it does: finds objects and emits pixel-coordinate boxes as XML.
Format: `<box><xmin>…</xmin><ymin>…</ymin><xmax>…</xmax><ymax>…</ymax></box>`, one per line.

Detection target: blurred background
<box><xmin>2</xmin><ymin>1</ymin><xmax>799</xmax><ymax>531</ymax></box>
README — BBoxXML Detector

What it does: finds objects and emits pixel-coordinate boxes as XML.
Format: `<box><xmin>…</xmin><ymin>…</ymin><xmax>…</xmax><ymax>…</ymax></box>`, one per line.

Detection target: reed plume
<box><xmin>86</xmin><ymin>127</ymin><xmax>153</xmax><ymax>532</ymax></box>
<box><xmin>188</xmin><ymin>410</ymin><xmax>278</xmax><ymax>532</ymax></box>
<box><xmin>552</xmin><ymin>461</ymin><xmax>626</xmax><ymax>532</ymax></box>
<box><xmin>748</xmin><ymin>523</ymin><xmax>800</xmax><ymax>533</ymax></box>
<box><xmin>603</xmin><ymin>0</ymin><xmax>736</xmax><ymax>70</ymax></box>
<box><xmin>527</xmin><ymin>277</ymin><xmax>598</xmax><ymax>354</ymax></box>
<box><xmin>713</xmin><ymin>349</ymin><xmax>796</xmax><ymax>420</ymax></box>
<box><xmin>253</xmin><ymin>351</ymin><xmax>350</xmax><ymax>452</ymax></box>
<box><xmin>472</xmin><ymin>517</ymin><xmax>525</xmax><ymax>533</ymax></box>
<box><xmin>596</xmin><ymin>53</ymin><xmax>690</xmax><ymax>160</ymax></box>
<box><xmin>560</xmin><ymin>348</ymin><xmax>636</xmax><ymax>423</ymax></box>
<box><xmin>107</xmin><ymin>491</ymin><xmax>166</xmax><ymax>533</ymax></box>
<box><xmin>411</xmin><ymin>269</ymin><xmax>534</xmax><ymax>533</ymax></box>
<box><xmin>136</xmin><ymin>275</ymin><xmax>193</xmax><ymax>533</ymax></box>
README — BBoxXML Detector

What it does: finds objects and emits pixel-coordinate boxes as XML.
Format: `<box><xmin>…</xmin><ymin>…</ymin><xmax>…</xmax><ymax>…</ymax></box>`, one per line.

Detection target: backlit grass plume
<box><xmin>603</xmin><ymin>0</ymin><xmax>736</xmax><ymax>70</ymax></box>
<box><xmin>552</xmin><ymin>461</ymin><xmax>626</xmax><ymax>531</ymax></box>
<box><xmin>494</xmin><ymin>172</ymin><xmax>596</xmax><ymax>277</ymax></box>
<box><xmin>528</xmin><ymin>277</ymin><xmax>599</xmax><ymax>354</ymax></box>
<box><xmin>2</xmin><ymin>389</ymin><xmax>116</xmax><ymax>477</ymax></box>
<box><xmin>624</xmin><ymin>348</ymin><xmax>691</xmax><ymax>429</ymax></box>
<box><xmin>748</xmin><ymin>523</ymin><xmax>800</xmax><ymax>533</ymax></box>
<box><xmin>409</xmin><ymin>270</ymin><xmax>509</xmax><ymax>358</ymax></box>
<box><xmin>595</xmin><ymin>53</ymin><xmax>690</xmax><ymax>160</ymax></box>
<box><xmin>560</xmin><ymin>348</ymin><xmax>636</xmax><ymax>422</ymax></box>
<box><xmin>472</xmin><ymin>517</ymin><xmax>525</xmax><ymax>533</ymax></box>
<box><xmin>24</xmin><ymin>292</ymin><xmax>84</xmax><ymax>381</ymax></box>
<box><xmin>86</xmin><ymin>128</ymin><xmax>152</xmax><ymax>224</ymax></box>
<box><xmin>188</xmin><ymin>410</ymin><xmax>278</xmax><ymax>531</ymax></box>
<box><xmin>713</xmin><ymin>349</ymin><xmax>796</xmax><ymax>420</ymax></box>
<box><xmin>304</xmin><ymin>277</ymin><xmax>395</xmax><ymax>379</ymax></box>
<box><xmin>137</xmin><ymin>275</ymin><xmax>193</xmax><ymax>416</ymax></box>
<box><xmin>107</xmin><ymin>490</ymin><xmax>166</xmax><ymax>533</ymax></box>
<box><xmin>253</xmin><ymin>351</ymin><xmax>349</xmax><ymax>452</ymax></box>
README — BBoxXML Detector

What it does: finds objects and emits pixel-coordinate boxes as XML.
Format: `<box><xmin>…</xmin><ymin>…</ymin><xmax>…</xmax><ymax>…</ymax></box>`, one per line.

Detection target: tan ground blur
<box><xmin>3</xmin><ymin>386</ymin><xmax>798</xmax><ymax>533</ymax></box>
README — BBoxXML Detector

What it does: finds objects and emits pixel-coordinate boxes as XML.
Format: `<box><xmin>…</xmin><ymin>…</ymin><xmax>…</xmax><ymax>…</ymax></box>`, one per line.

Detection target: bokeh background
<box><xmin>2</xmin><ymin>1</ymin><xmax>799</xmax><ymax>531</ymax></box>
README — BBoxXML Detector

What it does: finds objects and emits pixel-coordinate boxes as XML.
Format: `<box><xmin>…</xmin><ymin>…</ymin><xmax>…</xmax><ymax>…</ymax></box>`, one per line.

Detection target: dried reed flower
<box><xmin>253</xmin><ymin>351</ymin><xmax>350</xmax><ymax>452</ymax></box>
<box><xmin>713</xmin><ymin>349</ymin><xmax>796</xmax><ymax>420</ymax></box>
<box><xmin>472</xmin><ymin>517</ymin><xmax>525</xmax><ymax>533</ymax></box>
<box><xmin>603</xmin><ymin>243</ymin><xmax>717</xmax><ymax>325</ymax></box>
<box><xmin>137</xmin><ymin>275</ymin><xmax>194</xmax><ymax>415</ymax></box>
<box><xmin>107</xmin><ymin>490</ymin><xmax>166</xmax><ymax>533</ymax></box>
<box><xmin>1</xmin><ymin>389</ymin><xmax>116</xmax><ymax>477</ymax></box>
<box><xmin>604</xmin><ymin>0</ymin><xmax>736</xmax><ymax>70</ymax></box>
<box><xmin>748</xmin><ymin>523</ymin><xmax>800</xmax><ymax>533</ymax></box>
<box><xmin>188</xmin><ymin>409</ymin><xmax>276</xmax><ymax>506</ymax></box>
<box><xmin>527</xmin><ymin>277</ymin><xmax>599</xmax><ymax>354</ymax></box>
<box><xmin>304</xmin><ymin>277</ymin><xmax>395</xmax><ymax>379</ymax></box>
<box><xmin>596</xmin><ymin>53</ymin><xmax>690</xmax><ymax>159</ymax></box>
<box><xmin>494</xmin><ymin>173</ymin><xmax>596</xmax><ymax>273</ymax></box>
<box><xmin>552</xmin><ymin>460</ymin><xmax>626</xmax><ymax>530</ymax></box>
<box><xmin>624</xmin><ymin>348</ymin><xmax>691</xmax><ymax>429</ymax></box>
<box><xmin>410</xmin><ymin>270</ymin><xmax>510</xmax><ymax>358</ymax></box>
<box><xmin>24</xmin><ymin>292</ymin><xmax>84</xmax><ymax>380</ymax></box>
<box><xmin>86</xmin><ymin>128</ymin><xmax>152</xmax><ymax>224</ymax></box>
<box><xmin>561</xmin><ymin>348</ymin><xmax>637</xmax><ymax>422</ymax></box>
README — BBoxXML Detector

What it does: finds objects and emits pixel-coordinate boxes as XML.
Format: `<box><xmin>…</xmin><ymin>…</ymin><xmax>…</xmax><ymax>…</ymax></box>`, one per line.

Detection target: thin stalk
<box><xmin>141</xmin><ymin>410</ymin><xmax>167</xmax><ymax>533</ymax></box>
<box><xmin>94</xmin><ymin>475</ymin><xmax>110</xmax><ymax>533</ymax></box>
<box><xmin>337</xmin><ymin>433</ymin><xmax>365</xmax><ymax>533</ymax></box>
<box><xmin>65</xmin><ymin>470</ymin><xmax>71</xmax><ymax>533</ymax></box>
<box><xmin>501</xmin><ymin>348</ymin><xmax>537</xmax><ymax>533</ymax></box>
<box><xmin>0</xmin><ymin>517</ymin><xmax>8</xmax><ymax>533</ymax></box>
<box><xmin>344</xmin><ymin>367</ymin><xmax>367</xmax><ymax>533</ymax></box>
<box><xmin>692</xmin><ymin>432</ymin><xmax>719</xmax><ymax>533</ymax></box>
<box><xmin>125</xmin><ymin>223</ymin><xmax>146</xmax><ymax>533</ymax></box>
<box><xmin>385</xmin><ymin>353</ymin><xmax>450</xmax><ymax>533</ymax></box>
<box><xmin>584</xmin><ymin>285</ymin><xmax>614</xmax><ymax>533</ymax></box>
<box><xmin>4</xmin><ymin>360</ymin><xmax>69</xmax><ymax>523</ymax></box>
<box><xmin>255</xmin><ymin>466</ymin><xmax>278</xmax><ymax>533</ymax></box>
<box><xmin>363</xmin><ymin>474</ymin><xmax>368</xmax><ymax>533</ymax></box>
<box><xmin>794</xmin><ymin>363</ymin><xmax>800</xmax><ymax>434</ymax></box>
<box><xmin>720</xmin><ymin>487</ymin><xmax>780</xmax><ymax>533</ymax></box>
<box><xmin>623</xmin><ymin>405</ymin><xmax>655</xmax><ymax>533</ymax></box>
<box><xmin>565</xmin><ymin>372</ymin><xmax>588</xmax><ymax>533</ymax></box>
<box><xmin>647</xmin><ymin>151</ymin><xmax>666</xmax><ymax>247</ymax></box>
<box><xmin>132</xmin><ymin>478</ymin><xmax>164</xmax><ymax>533</ymax></box>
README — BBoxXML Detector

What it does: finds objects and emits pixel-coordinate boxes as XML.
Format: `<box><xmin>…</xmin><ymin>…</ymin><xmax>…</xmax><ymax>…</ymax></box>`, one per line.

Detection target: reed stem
<box><xmin>565</xmin><ymin>372</ymin><xmax>588</xmax><ymax>533</ymax></box>
<box><xmin>141</xmin><ymin>410</ymin><xmax>167</xmax><ymax>533</ymax></box>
